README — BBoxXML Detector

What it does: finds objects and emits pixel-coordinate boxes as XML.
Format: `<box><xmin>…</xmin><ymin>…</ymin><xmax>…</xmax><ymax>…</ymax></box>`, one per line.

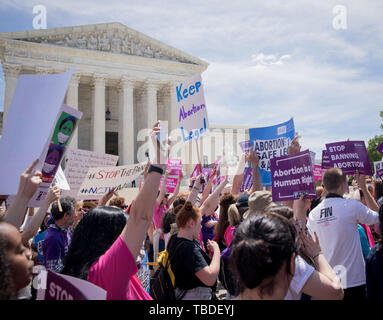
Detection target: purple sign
<box><xmin>321</xmin><ymin>150</ymin><xmax>331</xmax><ymax>169</ymax></box>
<box><xmin>377</xmin><ymin>168</ymin><xmax>383</xmax><ymax>179</ymax></box>
<box><xmin>377</xmin><ymin>142</ymin><xmax>383</xmax><ymax>156</ymax></box>
<box><xmin>201</xmin><ymin>168</ymin><xmax>212</xmax><ymax>193</ymax></box>
<box><xmin>240</xmin><ymin>167</ymin><xmax>253</xmax><ymax>192</ymax></box>
<box><xmin>239</xmin><ymin>140</ymin><xmax>251</xmax><ymax>153</ymax></box>
<box><xmin>270</xmin><ymin>149</ymin><xmax>316</xmax><ymax>202</ymax></box>
<box><xmin>325</xmin><ymin>140</ymin><xmax>372</xmax><ymax>176</ymax></box>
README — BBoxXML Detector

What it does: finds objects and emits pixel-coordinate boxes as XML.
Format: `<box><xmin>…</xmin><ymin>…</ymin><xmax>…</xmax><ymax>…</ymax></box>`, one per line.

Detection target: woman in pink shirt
<box><xmin>61</xmin><ymin>121</ymin><xmax>166</xmax><ymax>300</ymax></box>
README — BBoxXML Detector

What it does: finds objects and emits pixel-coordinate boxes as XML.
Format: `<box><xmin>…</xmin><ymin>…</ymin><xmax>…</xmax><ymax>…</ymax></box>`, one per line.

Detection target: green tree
<box><xmin>367</xmin><ymin>111</ymin><xmax>383</xmax><ymax>170</ymax></box>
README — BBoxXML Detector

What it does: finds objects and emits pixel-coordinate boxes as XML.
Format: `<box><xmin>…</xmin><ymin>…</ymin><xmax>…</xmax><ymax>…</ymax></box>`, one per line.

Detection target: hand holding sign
<box><xmin>18</xmin><ymin>159</ymin><xmax>43</xmax><ymax>200</ymax></box>
<box><xmin>99</xmin><ymin>187</ymin><xmax>118</xmax><ymax>206</ymax></box>
<box><xmin>45</xmin><ymin>186</ymin><xmax>61</xmax><ymax>206</ymax></box>
<box><xmin>288</xmin><ymin>135</ymin><xmax>301</xmax><ymax>155</ymax></box>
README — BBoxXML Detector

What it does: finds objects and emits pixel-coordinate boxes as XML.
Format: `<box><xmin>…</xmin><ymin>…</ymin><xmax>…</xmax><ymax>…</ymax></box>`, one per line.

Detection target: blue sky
<box><xmin>0</xmin><ymin>0</ymin><xmax>383</xmax><ymax>158</ymax></box>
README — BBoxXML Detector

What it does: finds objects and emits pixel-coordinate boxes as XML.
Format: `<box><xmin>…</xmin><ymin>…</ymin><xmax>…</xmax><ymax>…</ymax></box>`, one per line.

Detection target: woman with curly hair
<box><xmin>213</xmin><ymin>191</ymin><xmax>236</xmax><ymax>251</ymax></box>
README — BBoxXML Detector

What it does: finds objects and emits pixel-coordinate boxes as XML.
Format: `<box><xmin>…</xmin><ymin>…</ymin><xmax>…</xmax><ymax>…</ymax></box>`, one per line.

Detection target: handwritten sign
<box><xmin>270</xmin><ymin>150</ymin><xmax>316</xmax><ymax>202</ymax></box>
<box><xmin>175</xmin><ymin>75</ymin><xmax>209</xmax><ymax>143</ymax></box>
<box><xmin>78</xmin><ymin>162</ymin><xmax>146</xmax><ymax>197</ymax></box>
<box><xmin>62</xmin><ymin>149</ymin><xmax>119</xmax><ymax>200</ymax></box>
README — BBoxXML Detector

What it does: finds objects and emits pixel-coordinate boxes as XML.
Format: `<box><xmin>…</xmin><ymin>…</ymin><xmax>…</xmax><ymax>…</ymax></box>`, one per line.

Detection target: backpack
<box><xmin>149</xmin><ymin>238</ymin><xmax>184</xmax><ymax>300</ymax></box>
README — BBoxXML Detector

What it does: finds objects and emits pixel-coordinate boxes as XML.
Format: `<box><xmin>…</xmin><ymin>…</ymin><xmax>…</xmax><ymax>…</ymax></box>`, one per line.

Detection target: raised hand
<box><xmin>18</xmin><ymin>159</ymin><xmax>43</xmax><ymax>200</ymax></box>
<box><xmin>288</xmin><ymin>135</ymin><xmax>301</xmax><ymax>155</ymax></box>
<box><xmin>44</xmin><ymin>186</ymin><xmax>61</xmax><ymax>205</ymax></box>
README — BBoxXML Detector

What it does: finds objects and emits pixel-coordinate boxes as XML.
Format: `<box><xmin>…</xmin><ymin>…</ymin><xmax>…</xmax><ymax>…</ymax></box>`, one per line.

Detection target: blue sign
<box><xmin>249</xmin><ymin>118</ymin><xmax>295</xmax><ymax>187</ymax></box>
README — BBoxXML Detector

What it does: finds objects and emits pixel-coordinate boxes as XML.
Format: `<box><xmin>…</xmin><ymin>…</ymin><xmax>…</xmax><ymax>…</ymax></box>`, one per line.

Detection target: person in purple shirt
<box><xmin>43</xmin><ymin>197</ymin><xmax>75</xmax><ymax>273</ymax></box>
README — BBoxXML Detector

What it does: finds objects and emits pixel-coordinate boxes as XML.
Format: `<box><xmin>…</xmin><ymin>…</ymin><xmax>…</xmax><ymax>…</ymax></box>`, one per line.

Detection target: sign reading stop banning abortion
<box><xmin>175</xmin><ymin>75</ymin><xmax>209</xmax><ymax>143</ymax></box>
<box><xmin>270</xmin><ymin>150</ymin><xmax>316</xmax><ymax>202</ymax></box>
<box><xmin>325</xmin><ymin>141</ymin><xmax>372</xmax><ymax>176</ymax></box>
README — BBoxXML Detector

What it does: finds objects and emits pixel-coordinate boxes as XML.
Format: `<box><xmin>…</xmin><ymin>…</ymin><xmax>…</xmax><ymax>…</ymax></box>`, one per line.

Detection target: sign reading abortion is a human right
<box><xmin>270</xmin><ymin>149</ymin><xmax>316</xmax><ymax>202</ymax></box>
<box><xmin>325</xmin><ymin>140</ymin><xmax>372</xmax><ymax>176</ymax></box>
<box><xmin>175</xmin><ymin>75</ymin><xmax>209</xmax><ymax>143</ymax></box>
<box><xmin>249</xmin><ymin>118</ymin><xmax>295</xmax><ymax>187</ymax></box>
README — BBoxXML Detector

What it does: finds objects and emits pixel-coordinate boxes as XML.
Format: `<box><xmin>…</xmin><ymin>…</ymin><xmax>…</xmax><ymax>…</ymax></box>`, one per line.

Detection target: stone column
<box><xmin>91</xmin><ymin>75</ymin><xmax>106</xmax><ymax>153</ymax></box>
<box><xmin>66</xmin><ymin>74</ymin><xmax>80</xmax><ymax>149</ymax></box>
<box><xmin>2</xmin><ymin>64</ymin><xmax>21</xmax><ymax>123</ymax></box>
<box><xmin>165</xmin><ymin>83</ymin><xmax>177</xmax><ymax>136</ymax></box>
<box><xmin>117</xmin><ymin>78</ymin><xmax>135</xmax><ymax>165</ymax></box>
<box><xmin>144</xmin><ymin>81</ymin><xmax>158</xmax><ymax>130</ymax></box>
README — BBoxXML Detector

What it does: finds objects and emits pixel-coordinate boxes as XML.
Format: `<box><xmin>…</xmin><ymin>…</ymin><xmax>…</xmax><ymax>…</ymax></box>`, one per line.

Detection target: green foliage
<box><xmin>367</xmin><ymin>135</ymin><xmax>383</xmax><ymax>169</ymax></box>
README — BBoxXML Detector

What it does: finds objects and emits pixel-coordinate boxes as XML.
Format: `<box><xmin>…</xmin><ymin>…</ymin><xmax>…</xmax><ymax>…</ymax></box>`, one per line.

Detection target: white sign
<box><xmin>175</xmin><ymin>75</ymin><xmax>209</xmax><ymax>143</ymax></box>
<box><xmin>78</xmin><ymin>162</ymin><xmax>146</xmax><ymax>197</ymax></box>
<box><xmin>62</xmin><ymin>149</ymin><xmax>119</xmax><ymax>200</ymax></box>
<box><xmin>52</xmin><ymin>166</ymin><xmax>70</xmax><ymax>190</ymax></box>
<box><xmin>0</xmin><ymin>68</ymin><xmax>74</xmax><ymax>195</ymax></box>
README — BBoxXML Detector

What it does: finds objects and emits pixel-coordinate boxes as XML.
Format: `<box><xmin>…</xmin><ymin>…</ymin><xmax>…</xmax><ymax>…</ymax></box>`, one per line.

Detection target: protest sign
<box><xmin>78</xmin><ymin>162</ymin><xmax>146</xmax><ymax>197</ymax></box>
<box><xmin>62</xmin><ymin>149</ymin><xmax>119</xmax><ymax>200</ymax></box>
<box><xmin>310</xmin><ymin>151</ymin><xmax>316</xmax><ymax>168</ymax></box>
<box><xmin>270</xmin><ymin>150</ymin><xmax>316</xmax><ymax>202</ymax></box>
<box><xmin>377</xmin><ymin>168</ymin><xmax>383</xmax><ymax>179</ymax></box>
<box><xmin>175</xmin><ymin>75</ymin><xmax>209</xmax><ymax>143</ymax></box>
<box><xmin>376</xmin><ymin>142</ymin><xmax>383</xmax><ymax>156</ymax></box>
<box><xmin>239</xmin><ymin>140</ymin><xmax>251</xmax><ymax>153</ymax></box>
<box><xmin>373</xmin><ymin>161</ymin><xmax>383</xmax><ymax>179</ymax></box>
<box><xmin>249</xmin><ymin>118</ymin><xmax>295</xmax><ymax>187</ymax></box>
<box><xmin>28</xmin><ymin>104</ymin><xmax>82</xmax><ymax>207</ymax></box>
<box><xmin>321</xmin><ymin>150</ymin><xmax>332</xmax><ymax>169</ymax></box>
<box><xmin>0</xmin><ymin>69</ymin><xmax>74</xmax><ymax>195</ymax></box>
<box><xmin>240</xmin><ymin>167</ymin><xmax>253</xmax><ymax>192</ymax></box>
<box><xmin>37</xmin><ymin>269</ymin><xmax>106</xmax><ymax>300</ymax></box>
<box><xmin>159</xmin><ymin>159</ymin><xmax>183</xmax><ymax>193</ymax></box>
<box><xmin>313</xmin><ymin>165</ymin><xmax>326</xmax><ymax>181</ymax></box>
<box><xmin>325</xmin><ymin>140</ymin><xmax>372</xmax><ymax>176</ymax></box>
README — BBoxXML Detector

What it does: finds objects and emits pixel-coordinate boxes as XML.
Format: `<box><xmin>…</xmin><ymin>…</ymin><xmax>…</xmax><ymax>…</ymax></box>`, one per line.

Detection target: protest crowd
<box><xmin>1</xmin><ymin>119</ymin><xmax>382</xmax><ymax>301</ymax></box>
<box><xmin>0</xmin><ymin>71</ymin><xmax>382</xmax><ymax>301</ymax></box>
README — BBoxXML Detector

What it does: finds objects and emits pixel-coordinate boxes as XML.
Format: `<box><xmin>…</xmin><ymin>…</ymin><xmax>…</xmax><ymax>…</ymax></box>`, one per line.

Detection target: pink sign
<box><xmin>159</xmin><ymin>159</ymin><xmax>182</xmax><ymax>193</ymax></box>
<box><xmin>313</xmin><ymin>165</ymin><xmax>326</xmax><ymax>181</ymax></box>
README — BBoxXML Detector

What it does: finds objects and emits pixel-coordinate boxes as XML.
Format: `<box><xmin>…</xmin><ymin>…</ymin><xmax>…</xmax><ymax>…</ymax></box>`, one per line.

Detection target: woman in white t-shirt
<box><xmin>285</xmin><ymin>223</ymin><xmax>344</xmax><ymax>300</ymax></box>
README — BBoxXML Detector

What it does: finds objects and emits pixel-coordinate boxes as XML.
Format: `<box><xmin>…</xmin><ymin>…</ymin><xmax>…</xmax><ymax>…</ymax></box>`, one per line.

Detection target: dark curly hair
<box><xmin>0</xmin><ymin>219</ymin><xmax>15</xmax><ymax>300</ymax></box>
<box><xmin>61</xmin><ymin>206</ymin><xmax>127</xmax><ymax>280</ymax></box>
<box><xmin>229</xmin><ymin>212</ymin><xmax>297</xmax><ymax>298</ymax></box>
<box><xmin>161</xmin><ymin>208</ymin><xmax>176</xmax><ymax>234</ymax></box>
<box><xmin>214</xmin><ymin>191</ymin><xmax>236</xmax><ymax>245</ymax></box>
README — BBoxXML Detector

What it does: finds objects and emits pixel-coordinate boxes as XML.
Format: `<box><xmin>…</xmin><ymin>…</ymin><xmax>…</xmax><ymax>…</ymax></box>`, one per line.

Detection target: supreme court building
<box><xmin>0</xmin><ymin>22</ymin><xmax>209</xmax><ymax>166</ymax></box>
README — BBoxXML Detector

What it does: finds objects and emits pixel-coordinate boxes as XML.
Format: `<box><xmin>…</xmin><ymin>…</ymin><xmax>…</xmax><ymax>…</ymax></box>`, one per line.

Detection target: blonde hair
<box><xmin>228</xmin><ymin>204</ymin><xmax>242</xmax><ymax>226</ymax></box>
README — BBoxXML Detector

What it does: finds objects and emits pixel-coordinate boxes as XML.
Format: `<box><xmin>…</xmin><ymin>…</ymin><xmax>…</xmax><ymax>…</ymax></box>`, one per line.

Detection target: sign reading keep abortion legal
<box><xmin>270</xmin><ymin>149</ymin><xmax>316</xmax><ymax>202</ymax></box>
<box><xmin>175</xmin><ymin>75</ymin><xmax>209</xmax><ymax>143</ymax></box>
<box><xmin>325</xmin><ymin>140</ymin><xmax>372</xmax><ymax>176</ymax></box>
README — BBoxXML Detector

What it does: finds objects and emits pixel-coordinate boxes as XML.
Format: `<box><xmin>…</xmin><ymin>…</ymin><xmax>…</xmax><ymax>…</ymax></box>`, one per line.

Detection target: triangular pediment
<box><xmin>0</xmin><ymin>22</ymin><xmax>208</xmax><ymax>67</ymax></box>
